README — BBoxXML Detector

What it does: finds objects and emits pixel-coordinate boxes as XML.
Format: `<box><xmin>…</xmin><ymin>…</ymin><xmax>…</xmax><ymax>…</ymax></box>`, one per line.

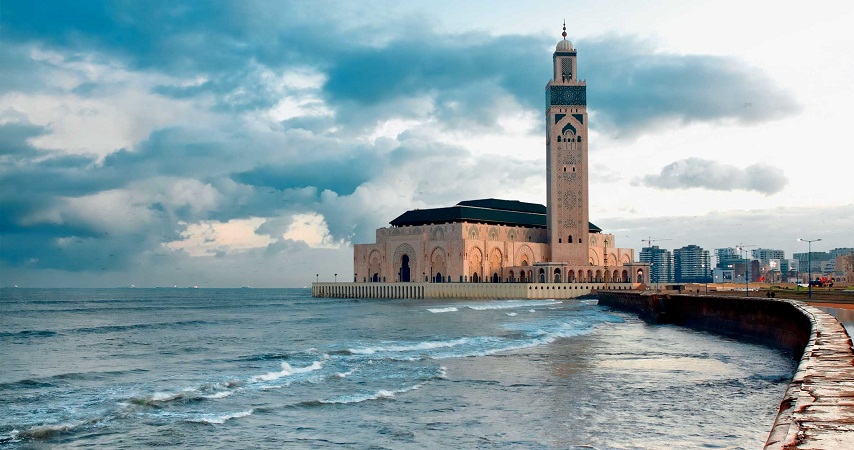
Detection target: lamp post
<box><xmin>736</xmin><ymin>245</ymin><xmax>754</xmax><ymax>297</ymax></box>
<box><xmin>798</xmin><ymin>238</ymin><xmax>821</xmax><ymax>299</ymax></box>
<box><xmin>316</xmin><ymin>274</ymin><xmax>319</xmax><ymax>283</ymax></box>
<box><xmin>334</xmin><ymin>273</ymin><xmax>337</xmax><ymax>283</ymax></box>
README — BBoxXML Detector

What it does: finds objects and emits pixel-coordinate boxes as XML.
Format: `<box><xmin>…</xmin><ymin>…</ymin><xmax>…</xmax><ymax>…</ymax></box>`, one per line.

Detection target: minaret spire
<box><xmin>562</xmin><ymin>20</ymin><xmax>567</xmax><ymax>40</ymax></box>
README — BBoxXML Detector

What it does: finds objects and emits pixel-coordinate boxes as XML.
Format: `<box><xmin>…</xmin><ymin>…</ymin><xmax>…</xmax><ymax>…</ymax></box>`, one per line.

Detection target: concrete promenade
<box><xmin>597</xmin><ymin>291</ymin><xmax>854</xmax><ymax>449</ymax></box>
<box><xmin>312</xmin><ymin>281</ymin><xmax>638</xmax><ymax>299</ymax></box>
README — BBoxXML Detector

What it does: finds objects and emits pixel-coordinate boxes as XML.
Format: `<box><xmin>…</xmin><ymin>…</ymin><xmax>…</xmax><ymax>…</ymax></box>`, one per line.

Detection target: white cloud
<box><xmin>166</xmin><ymin>217</ymin><xmax>274</xmax><ymax>257</ymax></box>
<box><xmin>1</xmin><ymin>46</ymin><xmax>218</xmax><ymax>159</ymax></box>
<box><xmin>282</xmin><ymin>212</ymin><xmax>342</xmax><ymax>249</ymax></box>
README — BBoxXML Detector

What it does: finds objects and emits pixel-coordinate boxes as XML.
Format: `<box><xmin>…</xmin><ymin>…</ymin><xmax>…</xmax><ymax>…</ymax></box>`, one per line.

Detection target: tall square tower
<box><xmin>546</xmin><ymin>24</ymin><xmax>589</xmax><ymax>265</ymax></box>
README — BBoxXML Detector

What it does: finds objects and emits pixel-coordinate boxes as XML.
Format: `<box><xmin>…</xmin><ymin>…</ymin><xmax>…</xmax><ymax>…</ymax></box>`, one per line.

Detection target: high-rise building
<box><xmin>715</xmin><ymin>247</ymin><xmax>743</xmax><ymax>269</ymax></box>
<box><xmin>751</xmin><ymin>248</ymin><xmax>785</xmax><ymax>265</ymax></box>
<box><xmin>829</xmin><ymin>248</ymin><xmax>854</xmax><ymax>259</ymax></box>
<box><xmin>640</xmin><ymin>246</ymin><xmax>673</xmax><ymax>284</ymax></box>
<box><xmin>674</xmin><ymin>245</ymin><xmax>712</xmax><ymax>283</ymax></box>
<box><xmin>793</xmin><ymin>252</ymin><xmax>830</xmax><ymax>273</ymax></box>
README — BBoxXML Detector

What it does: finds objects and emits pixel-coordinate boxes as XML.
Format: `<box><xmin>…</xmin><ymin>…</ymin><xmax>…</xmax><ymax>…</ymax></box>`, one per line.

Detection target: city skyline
<box><xmin>1</xmin><ymin>1</ymin><xmax>852</xmax><ymax>287</ymax></box>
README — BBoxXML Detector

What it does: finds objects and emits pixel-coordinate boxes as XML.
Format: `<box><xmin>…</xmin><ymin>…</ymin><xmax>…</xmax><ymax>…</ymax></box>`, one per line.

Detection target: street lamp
<box><xmin>334</xmin><ymin>273</ymin><xmax>337</xmax><ymax>283</ymax></box>
<box><xmin>316</xmin><ymin>274</ymin><xmax>319</xmax><ymax>283</ymax></box>
<box><xmin>736</xmin><ymin>245</ymin><xmax>754</xmax><ymax>297</ymax></box>
<box><xmin>798</xmin><ymin>238</ymin><xmax>822</xmax><ymax>299</ymax></box>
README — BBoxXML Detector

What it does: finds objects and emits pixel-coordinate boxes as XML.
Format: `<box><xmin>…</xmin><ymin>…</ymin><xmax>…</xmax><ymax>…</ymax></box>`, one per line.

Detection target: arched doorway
<box><xmin>492</xmin><ymin>273</ymin><xmax>499</xmax><ymax>283</ymax></box>
<box><xmin>554</xmin><ymin>268</ymin><xmax>561</xmax><ymax>283</ymax></box>
<box><xmin>538</xmin><ymin>268</ymin><xmax>546</xmax><ymax>283</ymax></box>
<box><xmin>637</xmin><ymin>269</ymin><xmax>644</xmax><ymax>283</ymax></box>
<box><xmin>372</xmin><ymin>273</ymin><xmax>379</xmax><ymax>282</ymax></box>
<box><xmin>519</xmin><ymin>271</ymin><xmax>526</xmax><ymax>282</ymax></box>
<box><xmin>472</xmin><ymin>272</ymin><xmax>480</xmax><ymax>283</ymax></box>
<box><xmin>400</xmin><ymin>255</ymin><xmax>411</xmax><ymax>282</ymax></box>
<box><xmin>434</xmin><ymin>272</ymin><xmax>443</xmax><ymax>283</ymax></box>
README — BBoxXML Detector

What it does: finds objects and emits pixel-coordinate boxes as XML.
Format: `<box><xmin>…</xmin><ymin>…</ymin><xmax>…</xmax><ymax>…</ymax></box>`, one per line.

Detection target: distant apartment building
<box><xmin>715</xmin><ymin>247</ymin><xmax>741</xmax><ymax>268</ymax></box>
<box><xmin>830</xmin><ymin>248</ymin><xmax>854</xmax><ymax>259</ymax></box>
<box><xmin>752</xmin><ymin>248</ymin><xmax>785</xmax><ymax>265</ymax></box>
<box><xmin>794</xmin><ymin>248</ymin><xmax>853</xmax><ymax>275</ymax></box>
<box><xmin>640</xmin><ymin>246</ymin><xmax>673</xmax><ymax>284</ymax></box>
<box><xmin>674</xmin><ymin>245</ymin><xmax>712</xmax><ymax>283</ymax></box>
<box><xmin>794</xmin><ymin>252</ymin><xmax>831</xmax><ymax>273</ymax></box>
<box><xmin>837</xmin><ymin>253</ymin><xmax>854</xmax><ymax>284</ymax></box>
<box><xmin>714</xmin><ymin>247</ymin><xmax>758</xmax><ymax>282</ymax></box>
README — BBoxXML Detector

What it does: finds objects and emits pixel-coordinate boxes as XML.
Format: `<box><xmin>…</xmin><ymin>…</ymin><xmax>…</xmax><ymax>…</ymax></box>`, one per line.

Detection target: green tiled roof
<box><xmin>389</xmin><ymin>198</ymin><xmax>601</xmax><ymax>233</ymax></box>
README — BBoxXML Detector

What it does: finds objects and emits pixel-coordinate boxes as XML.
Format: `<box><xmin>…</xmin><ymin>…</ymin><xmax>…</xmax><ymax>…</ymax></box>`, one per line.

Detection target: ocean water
<box><xmin>0</xmin><ymin>288</ymin><xmax>796</xmax><ymax>449</ymax></box>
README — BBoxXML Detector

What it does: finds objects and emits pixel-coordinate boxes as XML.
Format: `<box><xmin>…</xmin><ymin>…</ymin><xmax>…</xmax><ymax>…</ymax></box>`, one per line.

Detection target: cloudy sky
<box><xmin>2</xmin><ymin>1</ymin><xmax>852</xmax><ymax>287</ymax></box>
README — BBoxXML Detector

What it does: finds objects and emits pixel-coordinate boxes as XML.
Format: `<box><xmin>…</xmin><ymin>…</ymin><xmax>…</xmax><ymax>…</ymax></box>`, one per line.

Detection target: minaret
<box><xmin>546</xmin><ymin>22</ymin><xmax>589</xmax><ymax>265</ymax></box>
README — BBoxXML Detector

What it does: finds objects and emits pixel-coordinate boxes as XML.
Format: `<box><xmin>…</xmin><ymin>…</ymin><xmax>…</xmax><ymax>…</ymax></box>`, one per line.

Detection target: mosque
<box><xmin>315</xmin><ymin>26</ymin><xmax>649</xmax><ymax>299</ymax></box>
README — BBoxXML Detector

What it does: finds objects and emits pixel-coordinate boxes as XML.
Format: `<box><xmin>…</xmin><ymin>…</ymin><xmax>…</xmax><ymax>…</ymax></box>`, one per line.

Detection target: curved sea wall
<box><xmin>597</xmin><ymin>292</ymin><xmax>854</xmax><ymax>449</ymax></box>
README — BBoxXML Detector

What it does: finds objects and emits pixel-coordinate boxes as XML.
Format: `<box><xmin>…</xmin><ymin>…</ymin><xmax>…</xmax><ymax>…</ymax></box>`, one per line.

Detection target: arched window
<box><xmin>558</xmin><ymin>238</ymin><xmax>562</xmax><ymax>243</ymax></box>
<box><xmin>557</xmin><ymin>136</ymin><xmax>562</xmax><ymax>142</ymax></box>
<box><xmin>577</xmin><ymin>136</ymin><xmax>582</xmax><ymax>142</ymax></box>
<box><xmin>568</xmin><ymin>235</ymin><xmax>572</xmax><ymax>243</ymax></box>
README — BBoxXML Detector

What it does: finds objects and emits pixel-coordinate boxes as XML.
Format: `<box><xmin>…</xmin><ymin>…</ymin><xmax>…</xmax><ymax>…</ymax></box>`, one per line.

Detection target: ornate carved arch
<box><xmin>468</xmin><ymin>225</ymin><xmax>480</xmax><ymax>240</ymax></box>
<box><xmin>487</xmin><ymin>226</ymin><xmax>500</xmax><ymax>241</ymax></box>
<box><xmin>468</xmin><ymin>246</ymin><xmax>483</xmax><ymax>280</ymax></box>
<box><xmin>368</xmin><ymin>249</ymin><xmax>382</xmax><ymax>280</ymax></box>
<box><xmin>430</xmin><ymin>226</ymin><xmax>445</xmax><ymax>241</ymax></box>
<box><xmin>516</xmin><ymin>244</ymin><xmax>534</xmax><ymax>267</ymax></box>
<box><xmin>430</xmin><ymin>246</ymin><xmax>447</xmax><ymax>280</ymax></box>
<box><xmin>393</xmin><ymin>243</ymin><xmax>417</xmax><ymax>282</ymax></box>
<box><xmin>488</xmin><ymin>247</ymin><xmax>503</xmax><ymax>277</ymax></box>
<box><xmin>589</xmin><ymin>248</ymin><xmax>600</xmax><ymax>266</ymax></box>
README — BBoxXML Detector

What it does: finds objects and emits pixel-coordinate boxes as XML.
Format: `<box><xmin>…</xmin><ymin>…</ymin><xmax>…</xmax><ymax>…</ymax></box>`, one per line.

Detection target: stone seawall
<box><xmin>597</xmin><ymin>291</ymin><xmax>854</xmax><ymax>449</ymax></box>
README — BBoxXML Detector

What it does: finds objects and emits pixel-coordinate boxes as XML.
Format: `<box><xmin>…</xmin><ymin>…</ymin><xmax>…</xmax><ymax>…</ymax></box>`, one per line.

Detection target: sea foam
<box><xmin>251</xmin><ymin>360</ymin><xmax>324</xmax><ymax>382</ymax></box>
<box><xmin>348</xmin><ymin>337</ymin><xmax>472</xmax><ymax>355</ymax></box>
<box><xmin>465</xmin><ymin>299</ymin><xmax>562</xmax><ymax>311</ymax></box>
<box><xmin>320</xmin><ymin>384</ymin><xmax>423</xmax><ymax>405</ymax></box>
<box><xmin>187</xmin><ymin>409</ymin><xmax>253</xmax><ymax>425</ymax></box>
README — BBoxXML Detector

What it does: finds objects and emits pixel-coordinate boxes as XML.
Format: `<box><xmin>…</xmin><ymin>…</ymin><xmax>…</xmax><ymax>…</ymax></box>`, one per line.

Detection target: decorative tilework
<box><xmin>547</xmin><ymin>85</ymin><xmax>587</xmax><ymax>108</ymax></box>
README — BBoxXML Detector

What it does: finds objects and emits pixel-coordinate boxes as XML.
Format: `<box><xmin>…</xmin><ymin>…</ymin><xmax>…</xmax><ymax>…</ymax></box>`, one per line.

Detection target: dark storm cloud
<box><xmin>582</xmin><ymin>37</ymin><xmax>800</xmax><ymax>136</ymax></box>
<box><xmin>1</xmin><ymin>2</ymin><xmax>798</xmax><ymax>132</ymax></box>
<box><xmin>640</xmin><ymin>157</ymin><xmax>788</xmax><ymax>195</ymax></box>
<box><xmin>0</xmin><ymin>1</ymin><xmax>803</xmax><ymax>282</ymax></box>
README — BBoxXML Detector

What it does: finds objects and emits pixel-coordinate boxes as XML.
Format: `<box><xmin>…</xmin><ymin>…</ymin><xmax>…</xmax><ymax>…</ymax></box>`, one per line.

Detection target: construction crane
<box><xmin>641</xmin><ymin>237</ymin><xmax>672</xmax><ymax>248</ymax></box>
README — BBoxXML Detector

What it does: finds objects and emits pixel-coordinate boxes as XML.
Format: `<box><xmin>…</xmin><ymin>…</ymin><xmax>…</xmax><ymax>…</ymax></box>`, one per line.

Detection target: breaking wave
<box><xmin>320</xmin><ymin>384</ymin><xmax>424</xmax><ymax>405</ymax></box>
<box><xmin>186</xmin><ymin>409</ymin><xmax>253</xmax><ymax>425</ymax></box>
<box><xmin>250</xmin><ymin>360</ymin><xmax>324</xmax><ymax>382</ymax></box>
<box><xmin>349</xmin><ymin>338</ymin><xmax>472</xmax><ymax>355</ymax></box>
<box><xmin>465</xmin><ymin>299</ymin><xmax>562</xmax><ymax>311</ymax></box>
